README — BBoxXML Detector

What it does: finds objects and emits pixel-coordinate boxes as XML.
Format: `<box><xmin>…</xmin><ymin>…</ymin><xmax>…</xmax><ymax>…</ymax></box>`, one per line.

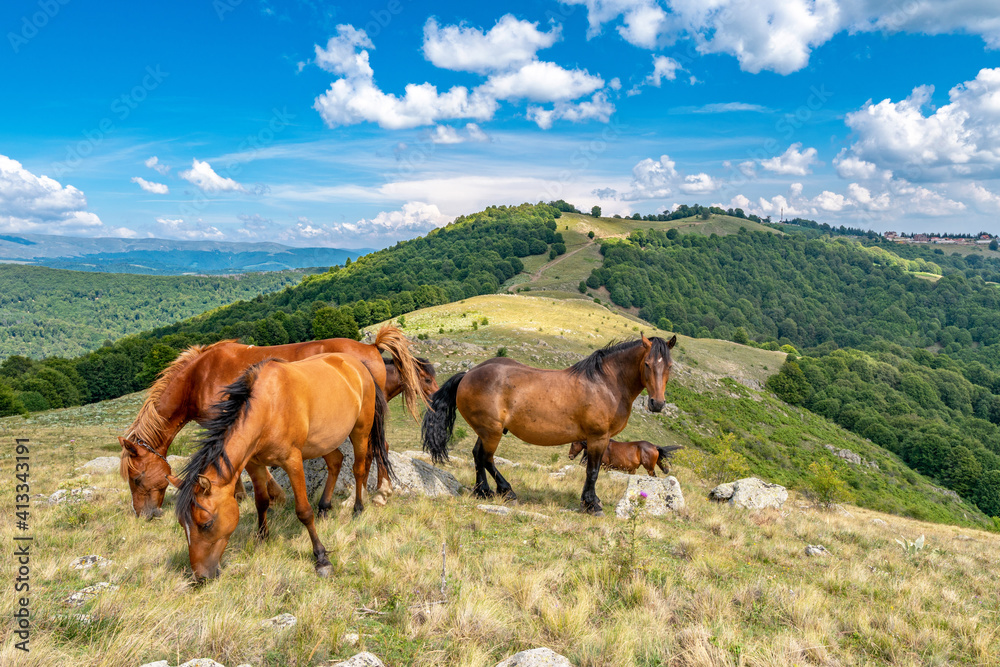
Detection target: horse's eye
<box><xmin>199</xmin><ymin>519</ymin><xmax>214</xmax><ymax>532</ymax></box>
<box><xmin>132</xmin><ymin>477</ymin><xmax>143</xmax><ymax>487</ymax></box>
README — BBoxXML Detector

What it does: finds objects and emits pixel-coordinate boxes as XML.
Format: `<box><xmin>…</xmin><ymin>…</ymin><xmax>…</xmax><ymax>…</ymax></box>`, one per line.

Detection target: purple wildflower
<box><xmin>639</xmin><ymin>491</ymin><xmax>648</xmax><ymax>499</ymax></box>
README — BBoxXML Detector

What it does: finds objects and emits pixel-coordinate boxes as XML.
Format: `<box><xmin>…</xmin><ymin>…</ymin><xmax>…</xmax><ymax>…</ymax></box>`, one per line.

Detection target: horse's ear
<box><xmin>119</xmin><ymin>436</ymin><xmax>138</xmax><ymax>457</ymax></box>
<box><xmin>197</xmin><ymin>475</ymin><xmax>213</xmax><ymax>494</ymax></box>
<box><xmin>667</xmin><ymin>335</ymin><xmax>677</xmax><ymax>349</ymax></box>
<box><xmin>167</xmin><ymin>474</ymin><xmax>183</xmax><ymax>488</ymax></box>
<box><xmin>641</xmin><ymin>332</ymin><xmax>652</xmax><ymax>350</ymax></box>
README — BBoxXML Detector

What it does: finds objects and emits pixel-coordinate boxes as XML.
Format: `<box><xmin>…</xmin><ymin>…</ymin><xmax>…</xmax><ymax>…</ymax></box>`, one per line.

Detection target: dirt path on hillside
<box><xmin>508</xmin><ymin>240</ymin><xmax>594</xmax><ymax>292</ymax></box>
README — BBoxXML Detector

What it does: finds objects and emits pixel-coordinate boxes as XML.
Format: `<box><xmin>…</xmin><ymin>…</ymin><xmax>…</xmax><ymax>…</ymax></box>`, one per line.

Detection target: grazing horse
<box><xmin>120</xmin><ymin>325</ymin><xmax>424</xmax><ymax>518</ymax></box>
<box><xmin>386</xmin><ymin>356</ymin><xmax>438</xmax><ymax>402</ymax></box>
<box><xmin>172</xmin><ymin>353</ymin><xmax>391</xmax><ymax>581</ymax></box>
<box><xmin>422</xmin><ymin>334</ymin><xmax>676</xmax><ymax>515</ymax></box>
<box><xmin>568</xmin><ymin>439</ymin><xmax>683</xmax><ymax>476</ymax></box>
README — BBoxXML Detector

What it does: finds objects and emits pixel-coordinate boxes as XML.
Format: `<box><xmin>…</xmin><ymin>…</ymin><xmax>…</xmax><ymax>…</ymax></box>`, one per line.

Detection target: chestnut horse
<box><xmin>120</xmin><ymin>325</ymin><xmax>427</xmax><ymax>518</ymax></box>
<box><xmin>568</xmin><ymin>439</ymin><xmax>683</xmax><ymax>476</ymax></box>
<box><xmin>422</xmin><ymin>334</ymin><xmax>676</xmax><ymax>515</ymax></box>
<box><xmin>173</xmin><ymin>353</ymin><xmax>391</xmax><ymax>581</ymax></box>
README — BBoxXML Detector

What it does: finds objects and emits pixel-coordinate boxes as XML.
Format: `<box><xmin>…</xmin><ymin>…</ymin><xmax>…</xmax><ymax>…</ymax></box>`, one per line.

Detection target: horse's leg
<box><xmin>582</xmin><ymin>436</ymin><xmax>609</xmax><ymax>515</ymax></box>
<box><xmin>471</xmin><ymin>438</ymin><xmax>495</xmax><ymax>499</ymax></box>
<box><xmin>265</xmin><ymin>469</ymin><xmax>286</xmax><ymax>506</ymax></box>
<box><xmin>479</xmin><ymin>433</ymin><xmax>516</xmax><ymax>501</ymax></box>
<box><xmin>349</xmin><ymin>431</ymin><xmax>369</xmax><ymax>516</ymax></box>
<box><xmin>371</xmin><ymin>438</ymin><xmax>391</xmax><ymax>507</ymax></box>
<box><xmin>281</xmin><ymin>453</ymin><xmax>332</xmax><ymax>577</ymax></box>
<box><xmin>246</xmin><ymin>463</ymin><xmax>272</xmax><ymax>539</ymax></box>
<box><xmin>317</xmin><ymin>448</ymin><xmax>344</xmax><ymax>518</ymax></box>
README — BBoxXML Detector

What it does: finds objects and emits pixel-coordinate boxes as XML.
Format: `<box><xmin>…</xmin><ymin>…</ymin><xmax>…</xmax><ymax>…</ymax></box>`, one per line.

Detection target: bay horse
<box><xmin>568</xmin><ymin>439</ymin><xmax>683</xmax><ymax>476</ymax></box>
<box><xmin>172</xmin><ymin>353</ymin><xmax>391</xmax><ymax>581</ymax></box>
<box><xmin>422</xmin><ymin>334</ymin><xmax>676</xmax><ymax>515</ymax></box>
<box><xmin>120</xmin><ymin>325</ymin><xmax>426</xmax><ymax>518</ymax></box>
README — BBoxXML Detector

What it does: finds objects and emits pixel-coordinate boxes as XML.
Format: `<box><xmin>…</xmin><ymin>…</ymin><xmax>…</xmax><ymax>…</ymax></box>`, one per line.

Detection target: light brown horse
<box><xmin>120</xmin><ymin>325</ymin><xmax>426</xmax><ymax>518</ymax></box>
<box><xmin>422</xmin><ymin>334</ymin><xmax>676</xmax><ymax>515</ymax></box>
<box><xmin>172</xmin><ymin>353</ymin><xmax>390</xmax><ymax>581</ymax></box>
<box><xmin>568</xmin><ymin>439</ymin><xmax>683</xmax><ymax>476</ymax></box>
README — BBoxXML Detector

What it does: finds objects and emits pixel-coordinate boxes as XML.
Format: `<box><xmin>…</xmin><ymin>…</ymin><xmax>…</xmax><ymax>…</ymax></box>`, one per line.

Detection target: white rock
<box><xmin>343</xmin><ymin>632</ymin><xmax>360</xmax><ymax>646</ymax></box>
<box><xmin>261</xmin><ymin>612</ymin><xmax>297</xmax><ymax>629</ymax></box>
<box><xmin>805</xmin><ymin>545</ymin><xmax>830</xmax><ymax>557</ymax></box>
<box><xmin>139</xmin><ymin>661</ymin><xmax>170</xmax><ymax>667</ymax></box>
<box><xmin>492</xmin><ymin>456</ymin><xmax>520</xmax><ymax>468</ymax></box>
<box><xmin>871</xmin><ymin>518</ymin><xmax>887</xmax><ymax>526</ymax></box>
<box><xmin>70</xmin><ymin>555</ymin><xmax>112</xmax><ymax>570</ymax></box>
<box><xmin>476</xmin><ymin>504</ymin><xmax>550</xmax><ymax>521</ymax></box>
<box><xmin>48</xmin><ymin>487</ymin><xmax>95</xmax><ymax>505</ymax></box>
<box><xmin>328</xmin><ymin>652</ymin><xmax>386</xmax><ymax>667</ymax></box>
<box><xmin>258</xmin><ymin>444</ymin><xmax>463</xmax><ymax>501</ymax></box>
<box><xmin>81</xmin><ymin>456</ymin><xmax>120</xmax><ymax>474</ymax></box>
<box><xmin>178</xmin><ymin>661</ymin><xmax>226</xmax><ymax>667</ymax></box>
<box><xmin>615</xmin><ymin>476</ymin><xmax>685</xmax><ymax>519</ymax></box>
<box><xmin>709</xmin><ymin>477</ymin><xmax>787</xmax><ymax>510</ymax></box>
<box><xmin>64</xmin><ymin>582</ymin><xmax>118</xmax><ymax>607</ymax></box>
<box><xmin>495</xmin><ymin>647</ymin><xmax>574</xmax><ymax>667</ymax></box>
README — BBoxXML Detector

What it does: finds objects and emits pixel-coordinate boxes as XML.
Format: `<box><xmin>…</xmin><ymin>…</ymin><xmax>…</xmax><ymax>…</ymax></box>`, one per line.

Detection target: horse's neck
<box><xmin>606</xmin><ymin>346</ymin><xmax>646</xmax><ymax>404</ymax></box>
<box><xmin>149</xmin><ymin>360</ymin><xmax>199</xmax><ymax>453</ymax></box>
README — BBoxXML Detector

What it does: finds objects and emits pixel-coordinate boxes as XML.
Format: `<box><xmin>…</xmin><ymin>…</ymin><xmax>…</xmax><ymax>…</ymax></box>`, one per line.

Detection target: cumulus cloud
<box><xmin>427</xmin><ymin>123</ymin><xmax>491</xmax><ymax>144</ymax></box>
<box><xmin>423</xmin><ymin>15</ymin><xmax>560</xmax><ymax>73</ymax></box>
<box><xmin>842</xmin><ymin>69</ymin><xmax>1000</xmax><ymax>182</ymax></box>
<box><xmin>646</xmin><ymin>55</ymin><xmax>681</xmax><ymax>86</ymax></box>
<box><xmin>527</xmin><ymin>92</ymin><xmax>615</xmax><ymax>129</ymax></box>
<box><xmin>144</xmin><ymin>156</ymin><xmax>169</xmax><ymax>175</ymax></box>
<box><xmin>0</xmin><ymin>154</ymin><xmax>105</xmax><ymax>233</ymax></box>
<box><xmin>155</xmin><ymin>217</ymin><xmax>225</xmax><ymax>240</ymax></box>
<box><xmin>760</xmin><ymin>143</ymin><xmax>820</xmax><ymax>175</ymax></box>
<box><xmin>622</xmin><ymin>154</ymin><xmax>718</xmax><ymax>199</ymax></box>
<box><xmin>131</xmin><ymin>176</ymin><xmax>169</xmax><ymax>194</ymax></box>
<box><xmin>313</xmin><ymin>22</ymin><xmax>613</xmax><ymax>130</ymax></box>
<box><xmin>480</xmin><ymin>61</ymin><xmax>604</xmax><ymax>103</ymax></box>
<box><xmin>561</xmin><ymin>1</ymin><xmax>1000</xmax><ymax>74</ymax></box>
<box><xmin>179</xmin><ymin>159</ymin><xmax>246</xmax><ymax>193</ymax></box>
<box><xmin>280</xmin><ymin>202</ymin><xmax>451</xmax><ymax>247</ymax></box>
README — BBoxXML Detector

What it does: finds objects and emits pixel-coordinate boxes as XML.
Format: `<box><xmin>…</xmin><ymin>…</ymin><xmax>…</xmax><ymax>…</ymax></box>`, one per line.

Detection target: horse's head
<box><xmin>568</xmin><ymin>441</ymin><xmax>586</xmax><ymax>459</ymax></box>
<box><xmin>119</xmin><ymin>436</ymin><xmax>171</xmax><ymax>519</ymax></box>
<box><xmin>639</xmin><ymin>333</ymin><xmax>676</xmax><ymax>412</ymax></box>
<box><xmin>175</xmin><ymin>472</ymin><xmax>240</xmax><ymax>583</ymax></box>
<box><xmin>416</xmin><ymin>358</ymin><xmax>440</xmax><ymax>402</ymax></box>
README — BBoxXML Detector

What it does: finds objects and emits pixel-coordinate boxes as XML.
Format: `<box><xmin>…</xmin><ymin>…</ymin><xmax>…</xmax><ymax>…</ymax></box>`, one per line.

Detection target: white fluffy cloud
<box><xmin>562</xmin><ymin>1</ymin><xmax>1000</xmax><ymax>74</ymax></box>
<box><xmin>427</xmin><ymin>123</ymin><xmax>491</xmax><ymax>144</ymax></box>
<box><xmin>480</xmin><ymin>61</ymin><xmax>604</xmax><ymax>102</ymax></box>
<box><xmin>527</xmin><ymin>92</ymin><xmax>615</xmax><ymax>129</ymax></box>
<box><xmin>179</xmin><ymin>159</ymin><xmax>246</xmax><ymax>193</ymax></box>
<box><xmin>144</xmin><ymin>156</ymin><xmax>169</xmax><ymax>175</ymax></box>
<box><xmin>0</xmin><ymin>154</ymin><xmax>104</xmax><ymax>233</ymax></box>
<box><xmin>617</xmin><ymin>154</ymin><xmax>718</xmax><ymax>199</ymax></box>
<box><xmin>422</xmin><ymin>15</ymin><xmax>560</xmax><ymax>73</ymax></box>
<box><xmin>155</xmin><ymin>217</ymin><xmax>225</xmax><ymax>240</ymax></box>
<box><xmin>131</xmin><ymin>176</ymin><xmax>169</xmax><ymax>194</ymax></box>
<box><xmin>843</xmin><ymin>69</ymin><xmax>1000</xmax><ymax>182</ymax></box>
<box><xmin>281</xmin><ymin>202</ymin><xmax>450</xmax><ymax>247</ymax></box>
<box><xmin>646</xmin><ymin>55</ymin><xmax>680</xmax><ymax>86</ymax></box>
<box><xmin>313</xmin><ymin>22</ymin><xmax>613</xmax><ymax>131</ymax></box>
<box><xmin>760</xmin><ymin>143</ymin><xmax>820</xmax><ymax>176</ymax></box>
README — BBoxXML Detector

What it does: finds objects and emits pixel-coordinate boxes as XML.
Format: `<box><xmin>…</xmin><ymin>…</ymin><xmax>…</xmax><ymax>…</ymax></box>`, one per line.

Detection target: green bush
<box><xmin>806</xmin><ymin>460</ymin><xmax>853</xmax><ymax>508</ymax></box>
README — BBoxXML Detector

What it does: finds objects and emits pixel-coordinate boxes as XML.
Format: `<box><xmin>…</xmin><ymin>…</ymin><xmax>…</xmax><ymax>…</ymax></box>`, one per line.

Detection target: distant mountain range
<box><xmin>0</xmin><ymin>233</ymin><xmax>372</xmax><ymax>275</ymax></box>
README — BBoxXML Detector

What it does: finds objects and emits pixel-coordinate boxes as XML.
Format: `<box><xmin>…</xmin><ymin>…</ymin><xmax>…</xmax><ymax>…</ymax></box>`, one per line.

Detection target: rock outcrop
<box><xmin>709</xmin><ymin>477</ymin><xmax>787</xmax><ymax>509</ymax></box>
<box><xmin>615</xmin><ymin>476</ymin><xmax>685</xmax><ymax>518</ymax></box>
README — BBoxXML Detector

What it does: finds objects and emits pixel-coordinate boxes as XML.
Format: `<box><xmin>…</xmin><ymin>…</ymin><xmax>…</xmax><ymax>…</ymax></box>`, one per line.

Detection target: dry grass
<box><xmin>2</xmin><ymin>397</ymin><xmax>999</xmax><ymax>666</ymax></box>
<box><xmin>1</xmin><ymin>297</ymin><xmax>996</xmax><ymax>666</ymax></box>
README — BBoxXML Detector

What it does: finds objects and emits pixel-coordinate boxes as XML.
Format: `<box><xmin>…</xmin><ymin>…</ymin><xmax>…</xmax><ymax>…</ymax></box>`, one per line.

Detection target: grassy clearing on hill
<box><xmin>2</xmin><ymin>295</ymin><xmax>995</xmax><ymax>666</ymax></box>
<box><xmin>561</xmin><ymin>212</ymin><xmax>778</xmax><ymax>240</ymax></box>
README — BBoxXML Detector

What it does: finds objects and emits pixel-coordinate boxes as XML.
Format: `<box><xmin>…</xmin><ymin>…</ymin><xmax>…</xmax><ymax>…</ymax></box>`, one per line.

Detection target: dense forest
<box><xmin>0</xmin><ymin>203</ymin><xmax>564</xmax><ymax>415</ymax></box>
<box><xmin>0</xmin><ymin>266</ymin><xmax>306</xmax><ymax>359</ymax></box>
<box><xmin>588</xmin><ymin>227</ymin><xmax>1000</xmax><ymax>515</ymax></box>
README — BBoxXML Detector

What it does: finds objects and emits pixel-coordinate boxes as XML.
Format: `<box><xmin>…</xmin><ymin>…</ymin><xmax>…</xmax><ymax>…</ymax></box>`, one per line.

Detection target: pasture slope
<box><xmin>2</xmin><ymin>294</ymin><xmax>997</xmax><ymax>667</ymax></box>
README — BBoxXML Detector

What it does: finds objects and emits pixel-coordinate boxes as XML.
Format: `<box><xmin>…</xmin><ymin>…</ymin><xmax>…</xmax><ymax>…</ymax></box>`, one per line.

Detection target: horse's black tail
<box><xmin>421</xmin><ymin>372</ymin><xmax>465</xmax><ymax>465</ymax></box>
<box><xmin>370</xmin><ymin>383</ymin><xmax>394</xmax><ymax>483</ymax></box>
<box><xmin>656</xmin><ymin>445</ymin><xmax>683</xmax><ymax>473</ymax></box>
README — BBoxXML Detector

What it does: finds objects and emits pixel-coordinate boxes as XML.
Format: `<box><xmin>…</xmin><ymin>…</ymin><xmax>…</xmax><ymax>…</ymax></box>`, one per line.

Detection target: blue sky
<box><xmin>2</xmin><ymin>0</ymin><xmax>999</xmax><ymax>248</ymax></box>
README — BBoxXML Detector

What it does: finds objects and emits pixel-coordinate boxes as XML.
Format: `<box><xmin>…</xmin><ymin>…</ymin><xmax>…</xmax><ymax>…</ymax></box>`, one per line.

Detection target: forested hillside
<box><xmin>0</xmin><ymin>265</ymin><xmax>305</xmax><ymax>359</ymax></box>
<box><xmin>0</xmin><ymin>203</ymin><xmax>564</xmax><ymax>414</ymax></box>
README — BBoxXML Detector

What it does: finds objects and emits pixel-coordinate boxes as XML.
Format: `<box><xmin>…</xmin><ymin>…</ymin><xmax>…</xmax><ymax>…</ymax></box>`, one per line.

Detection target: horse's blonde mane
<box><xmin>119</xmin><ymin>339</ymin><xmax>236</xmax><ymax>480</ymax></box>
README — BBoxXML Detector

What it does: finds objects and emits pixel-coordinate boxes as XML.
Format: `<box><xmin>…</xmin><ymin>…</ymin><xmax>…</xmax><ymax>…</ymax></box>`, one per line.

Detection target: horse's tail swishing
<box><xmin>370</xmin><ymin>384</ymin><xmax>394</xmax><ymax>482</ymax></box>
<box><xmin>656</xmin><ymin>445</ymin><xmax>683</xmax><ymax>474</ymax></box>
<box><xmin>421</xmin><ymin>371</ymin><xmax>466</xmax><ymax>464</ymax></box>
<box><xmin>373</xmin><ymin>324</ymin><xmax>424</xmax><ymax>420</ymax></box>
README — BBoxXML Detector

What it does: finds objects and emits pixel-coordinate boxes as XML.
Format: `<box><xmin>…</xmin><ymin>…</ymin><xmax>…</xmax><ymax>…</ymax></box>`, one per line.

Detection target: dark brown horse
<box><xmin>568</xmin><ymin>439</ymin><xmax>682</xmax><ymax>476</ymax></box>
<box><xmin>173</xmin><ymin>353</ymin><xmax>391</xmax><ymax>581</ymax></box>
<box><xmin>422</xmin><ymin>334</ymin><xmax>676</xmax><ymax>514</ymax></box>
<box><xmin>120</xmin><ymin>325</ymin><xmax>427</xmax><ymax>518</ymax></box>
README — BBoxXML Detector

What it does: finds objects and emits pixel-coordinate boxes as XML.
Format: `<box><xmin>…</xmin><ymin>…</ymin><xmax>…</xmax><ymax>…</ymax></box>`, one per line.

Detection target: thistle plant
<box><xmin>895</xmin><ymin>534</ymin><xmax>926</xmax><ymax>556</ymax></box>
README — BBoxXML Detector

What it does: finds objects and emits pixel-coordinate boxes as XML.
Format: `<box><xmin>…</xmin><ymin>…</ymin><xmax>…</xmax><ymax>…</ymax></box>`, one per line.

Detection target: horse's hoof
<box><xmin>316</xmin><ymin>563</ymin><xmax>332</xmax><ymax>578</ymax></box>
<box><xmin>373</xmin><ymin>493</ymin><xmax>388</xmax><ymax>507</ymax></box>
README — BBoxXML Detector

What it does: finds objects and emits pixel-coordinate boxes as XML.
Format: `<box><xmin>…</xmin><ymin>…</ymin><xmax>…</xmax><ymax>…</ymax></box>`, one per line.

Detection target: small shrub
<box><xmin>472</xmin><ymin>321</ymin><xmax>479</xmax><ymax>331</ymax></box>
<box><xmin>481</xmin><ymin>317</ymin><xmax>489</xmax><ymax>325</ymax></box>
<box><xmin>450</xmin><ymin>426</ymin><xmax>468</xmax><ymax>445</ymax></box>
<box><xmin>674</xmin><ymin>433</ymin><xmax>750</xmax><ymax>484</ymax></box>
<box><xmin>895</xmin><ymin>534</ymin><xmax>926</xmax><ymax>556</ymax></box>
<box><xmin>397</xmin><ymin>315</ymin><xmax>406</xmax><ymax>328</ymax></box>
<box><xmin>806</xmin><ymin>460</ymin><xmax>853</xmax><ymax>508</ymax></box>
<box><xmin>496</xmin><ymin>347</ymin><xmax>508</xmax><ymax>357</ymax></box>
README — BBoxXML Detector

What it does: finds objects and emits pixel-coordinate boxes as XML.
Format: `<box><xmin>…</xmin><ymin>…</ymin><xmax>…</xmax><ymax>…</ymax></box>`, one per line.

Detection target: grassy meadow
<box><xmin>2</xmin><ymin>295</ymin><xmax>997</xmax><ymax>666</ymax></box>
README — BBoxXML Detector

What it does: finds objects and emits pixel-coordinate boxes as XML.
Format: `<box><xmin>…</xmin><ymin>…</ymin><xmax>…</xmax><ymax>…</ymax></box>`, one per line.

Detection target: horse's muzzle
<box><xmin>647</xmin><ymin>398</ymin><xmax>665</xmax><ymax>413</ymax></box>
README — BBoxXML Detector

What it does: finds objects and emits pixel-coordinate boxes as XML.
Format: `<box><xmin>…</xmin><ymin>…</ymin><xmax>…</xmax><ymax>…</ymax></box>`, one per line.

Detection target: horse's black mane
<box><xmin>568</xmin><ymin>337</ymin><xmax>671</xmax><ymax>381</ymax></box>
<box><xmin>176</xmin><ymin>359</ymin><xmax>274</xmax><ymax>526</ymax></box>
